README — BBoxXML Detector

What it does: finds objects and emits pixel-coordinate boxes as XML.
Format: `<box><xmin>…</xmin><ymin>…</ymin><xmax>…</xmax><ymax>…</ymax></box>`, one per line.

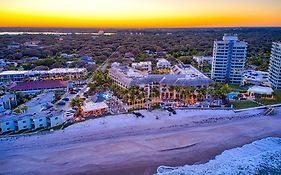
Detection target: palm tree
<box><xmin>123</xmin><ymin>94</ymin><xmax>129</xmax><ymax>103</ymax></box>
<box><xmin>169</xmin><ymin>85</ymin><xmax>176</xmax><ymax>92</ymax></box>
<box><xmin>71</xmin><ymin>95</ymin><xmax>85</xmax><ymax>118</ymax></box>
<box><xmin>180</xmin><ymin>87</ymin><xmax>191</xmax><ymax>102</ymax></box>
<box><xmin>221</xmin><ymin>84</ymin><xmax>230</xmax><ymax>95</ymax></box>
<box><xmin>196</xmin><ymin>87</ymin><xmax>207</xmax><ymax>101</ymax></box>
<box><xmin>70</xmin><ymin>95</ymin><xmax>83</xmax><ymax>108</ymax></box>
<box><xmin>173</xmin><ymin>86</ymin><xmax>180</xmax><ymax>93</ymax></box>
<box><xmin>151</xmin><ymin>86</ymin><xmax>160</xmax><ymax>98</ymax></box>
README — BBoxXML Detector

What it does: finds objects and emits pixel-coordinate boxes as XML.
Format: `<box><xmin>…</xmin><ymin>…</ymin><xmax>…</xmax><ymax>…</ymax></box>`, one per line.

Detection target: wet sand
<box><xmin>1</xmin><ymin>109</ymin><xmax>281</xmax><ymax>175</ymax></box>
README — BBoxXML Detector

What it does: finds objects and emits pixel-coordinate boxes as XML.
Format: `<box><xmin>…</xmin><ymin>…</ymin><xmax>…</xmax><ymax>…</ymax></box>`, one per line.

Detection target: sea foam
<box><xmin>156</xmin><ymin>137</ymin><xmax>281</xmax><ymax>175</ymax></box>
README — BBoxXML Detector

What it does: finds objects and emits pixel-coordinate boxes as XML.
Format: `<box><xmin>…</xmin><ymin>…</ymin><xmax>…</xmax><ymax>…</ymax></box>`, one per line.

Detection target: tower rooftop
<box><xmin>223</xmin><ymin>34</ymin><xmax>238</xmax><ymax>41</ymax></box>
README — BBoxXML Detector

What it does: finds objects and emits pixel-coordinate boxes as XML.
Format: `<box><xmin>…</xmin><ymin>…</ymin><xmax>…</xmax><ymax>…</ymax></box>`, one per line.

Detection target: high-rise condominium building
<box><xmin>268</xmin><ymin>42</ymin><xmax>281</xmax><ymax>90</ymax></box>
<box><xmin>211</xmin><ymin>34</ymin><xmax>247</xmax><ymax>84</ymax></box>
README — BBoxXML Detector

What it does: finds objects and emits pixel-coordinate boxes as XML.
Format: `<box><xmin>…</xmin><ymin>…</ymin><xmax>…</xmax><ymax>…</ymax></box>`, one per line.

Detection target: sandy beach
<box><xmin>1</xmin><ymin>108</ymin><xmax>281</xmax><ymax>175</ymax></box>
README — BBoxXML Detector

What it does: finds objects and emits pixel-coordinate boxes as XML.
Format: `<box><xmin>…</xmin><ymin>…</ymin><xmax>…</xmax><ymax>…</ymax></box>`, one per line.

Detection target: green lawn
<box><xmin>230</xmin><ymin>101</ymin><xmax>260</xmax><ymax>109</ymax></box>
<box><xmin>256</xmin><ymin>90</ymin><xmax>281</xmax><ymax>105</ymax></box>
<box><xmin>228</xmin><ymin>84</ymin><xmax>246</xmax><ymax>92</ymax></box>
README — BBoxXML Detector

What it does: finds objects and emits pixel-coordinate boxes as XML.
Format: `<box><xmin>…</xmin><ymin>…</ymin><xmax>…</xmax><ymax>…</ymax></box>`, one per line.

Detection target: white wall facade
<box><xmin>211</xmin><ymin>35</ymin><xmax>247</xmax><ymax>84</ymax></box>
<box><xmin>268</xmin><ymin>42</ymin><xmax>281</xmax><ymax>90</ymax></box>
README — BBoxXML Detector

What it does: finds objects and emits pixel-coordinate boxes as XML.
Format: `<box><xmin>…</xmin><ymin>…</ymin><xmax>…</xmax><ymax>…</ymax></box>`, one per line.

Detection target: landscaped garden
<box><xmin>230</xmin><ymin>101</ymin><xmax>260</xmax><ymax>109</ymax></box>
<box><xmin>228</xmin><ymin>84</ymin><xmax>246</xmax><ymax>92</ymax></box>
<box><xmin>256</xmin><ymin>90</ymin><xmax>281</xmax><ymax>105</ymax></box>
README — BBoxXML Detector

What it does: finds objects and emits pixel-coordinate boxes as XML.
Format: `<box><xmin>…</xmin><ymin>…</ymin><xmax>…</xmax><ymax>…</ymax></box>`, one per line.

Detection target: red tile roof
<box><xmin>9</xmin><ymin>80</ymin><xmax>68</xmax><ymax>91</ymax></box>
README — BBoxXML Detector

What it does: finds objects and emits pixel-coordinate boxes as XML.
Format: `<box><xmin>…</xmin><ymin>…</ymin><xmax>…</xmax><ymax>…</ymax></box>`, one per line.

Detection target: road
<box><xmin>55</xmin><ymin>85</ymin><xmax>89</xmax><ymax>111</ymax></box>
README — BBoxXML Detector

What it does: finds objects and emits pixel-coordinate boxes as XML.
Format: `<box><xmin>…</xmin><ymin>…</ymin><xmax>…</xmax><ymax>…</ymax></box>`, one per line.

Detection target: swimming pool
<box><xmin>96</xmin><ymin>92</ymin><xmax>112</xmax><ymax>102</ymax></box>
<box><xmin>226</xmin><ymin>92</ymin><xmax>238</xmax><ymax>100</ymax></box>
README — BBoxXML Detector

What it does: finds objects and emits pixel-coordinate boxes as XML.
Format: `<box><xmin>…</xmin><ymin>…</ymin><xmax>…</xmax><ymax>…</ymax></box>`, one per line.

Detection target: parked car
<box><xmin>167</xmin><ymin>107</ymin><xmax>176</xmax><ymax>114</ymax></box>
<box><xmin>57</xmin><ymin>101</ymin><xmax>66</xmax><ymax>106</ymax></box>
<box><xmin>62</xmin><ymin>97</ymin><xmax>70</xmax><ymax>101</ymax></box>
<box><xmin>132</xmin><ymin>112</ymin><xmax>145</xmax><ymax>118</ymax></box>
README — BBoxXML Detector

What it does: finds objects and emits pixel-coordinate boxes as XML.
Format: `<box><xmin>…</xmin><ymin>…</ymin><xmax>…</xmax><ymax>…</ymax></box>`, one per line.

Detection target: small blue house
<box><xmin>32</xmin><ymin>116</ymin><xmax>48</xmax><ymax>129</ymax></box>
<box><xmin>47</xmin><ymin>113</ymin><xmax>65</xmax><ymax>128</ymax></box>
<box><xmin>0</xmin><ymin>93</ymin><xmax>17</xmax><ymax>112</ymax></box>
<box><xmin>79</xmin><ymin>55</ymin><xmax>96</xmax><ymax>64</ymax></box>
<box><xmin>0</xmin><ymin>118</ymin><xmax>16</xmax><ymax>133</ymax></box>
<box><xmin>17</xmin><ymin>116</ymin><xmax>32</xmax><ymax>131</ymax></box>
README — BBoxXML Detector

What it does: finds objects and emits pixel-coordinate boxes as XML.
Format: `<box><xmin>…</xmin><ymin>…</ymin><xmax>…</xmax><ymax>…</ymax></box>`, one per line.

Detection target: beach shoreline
<box><xmin>1</xmin><ymin>108</ymin><xmax>281</xmax><ymax>175</ymax></box>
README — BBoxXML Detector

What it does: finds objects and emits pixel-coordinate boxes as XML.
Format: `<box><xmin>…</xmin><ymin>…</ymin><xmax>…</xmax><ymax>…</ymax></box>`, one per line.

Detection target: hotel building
<box><xmin>108</xmin><ymin>66</ymin><xmax>146</xmax><ymax>89</ymax></box>
<box><xmin>109</xmin><ymin>64</ymin><xmax>213</xmax><ymax>109</ymax></box>
<box><xmin>211</xmin><ymin>35</ymin><xmax>247</xmax><ymax>84</ymax></box>
<box><xmin>268</xmin><ymin>42</ymin><xmax>281</xmax><ymax>89</ymax></box>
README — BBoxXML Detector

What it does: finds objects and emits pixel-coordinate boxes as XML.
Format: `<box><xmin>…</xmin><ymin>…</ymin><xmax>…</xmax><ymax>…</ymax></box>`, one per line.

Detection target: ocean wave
<box><xmin>156</xmin><ymin>137</ymin><xmax>281</xmax><ymax>175</ymax></box>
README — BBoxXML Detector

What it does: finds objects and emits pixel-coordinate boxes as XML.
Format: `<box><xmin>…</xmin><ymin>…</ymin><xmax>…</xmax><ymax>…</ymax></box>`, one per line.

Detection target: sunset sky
<box><xmin>0</xmin><ymin>0</ymin><xmax>281</xmax><ymax>28</ymax></box>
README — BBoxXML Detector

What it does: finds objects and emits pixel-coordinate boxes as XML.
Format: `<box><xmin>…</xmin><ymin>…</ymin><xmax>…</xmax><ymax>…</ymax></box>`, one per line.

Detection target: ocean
<box><xmin>156</xmin><ymin>137</ymin><xmax>281</xmax><ymax>175</ymax></box>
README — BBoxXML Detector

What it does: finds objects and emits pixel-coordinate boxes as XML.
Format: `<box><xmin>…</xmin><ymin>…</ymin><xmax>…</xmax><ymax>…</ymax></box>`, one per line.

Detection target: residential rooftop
<box><xmin>81</xmin><ymin>101</ymin><xmax>109</xmax><ymax>113</ymax></box>
<box><xmin>248</xmin><ymin>86</ymin><xmax>274</xmax><ymax>95</ymax></box>
<box><xmin>0</xmin><ymin>68</ymin><xmax>87</xmax><ymax>76</ymax></box>
<box><xmin>132</xmin><ymin>64</ymin><xmax>213</xmax><ymax>87</ymax></box>
<box><xmin>19</xmin><ymin>92</ymin><xmax>55</xmax><ymax>114</ymax></box>
<box><xmin>215</xmin><ymin>35</ymin><xmax>247</xmax><ymax>46</ymax></box>
<box><xmin>172</xmin><ymin>64</ymin><xmax>209</xmax><ymax>78</ymax></box>
<box><xmin>131</xmin><ymin>74</ymin><xmax>213</xmax><ymax>87</ymax></box>
<box><xmin>109</xmin><ymin>64</ymin><xmax>213</xmax><ymax>88</ymax></box>
<box><xmin>8</xmin><ymin>80</ymin><xmax>68</xmax><ymax>91</ymax></box>
<box><xmin>223</xmin><ymin>34</ymin><xmax>238</xmax><ymax>41</ymax></box>
<box><xmin>0</xmin><ymin>70</ymin><xmax>28</xmax><ymax>76</ymax></box>
<box><xmin>243</xmin><ymin>70</ymin><xmax>269</xmax><ymax>83</ymax></box>
<box><xmin>111</xmin><ymin>66</ymin><xmax>146</xmax><ymax>78</ymax></box>
<box><xmin>0</xmin><ymin>109</ymin><xmax>63</xmax><ymax>122</ymax></box>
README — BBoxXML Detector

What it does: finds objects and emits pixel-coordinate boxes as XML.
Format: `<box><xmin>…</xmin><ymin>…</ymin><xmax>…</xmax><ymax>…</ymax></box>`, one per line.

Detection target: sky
<box><xmin>0</xmin><ymin>0</ymin><xmax>281</xmax><ymax>28</ymax></box>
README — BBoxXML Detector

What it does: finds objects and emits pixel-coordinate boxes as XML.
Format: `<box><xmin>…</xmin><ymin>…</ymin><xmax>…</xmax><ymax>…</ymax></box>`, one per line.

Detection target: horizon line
<box><xmin>0</xmin><ymin>26</ymin><xmax>281</xmax><ymax>30</ymax></box>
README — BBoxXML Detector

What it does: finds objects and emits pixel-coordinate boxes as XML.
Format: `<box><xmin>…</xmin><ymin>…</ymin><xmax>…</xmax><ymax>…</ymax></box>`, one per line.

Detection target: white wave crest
<box><xmin>156</xmin><ymin>137</ymin><xmax>281</xmax><ymax>175</ymax></box>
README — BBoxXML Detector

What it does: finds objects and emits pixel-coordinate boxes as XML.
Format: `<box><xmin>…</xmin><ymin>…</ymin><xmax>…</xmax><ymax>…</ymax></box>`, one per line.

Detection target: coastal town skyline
<box><xmin>1</xmin><ymin>0</ymin><xmax>281</xmax><ymax>174</ymax></box>
<box><xmin>1</xmin><ymin>0</ymin><xmax>281</xmax><ymax>28</ymax></box>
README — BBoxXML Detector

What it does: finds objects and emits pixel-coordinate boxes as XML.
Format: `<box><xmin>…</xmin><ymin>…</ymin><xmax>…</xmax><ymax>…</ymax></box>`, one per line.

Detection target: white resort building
<box><xmin>109</xmin><ymin>63</ymin><xmax>213</xmax><ymax>109</ymax></box>
<box><xmin>156</xmin><ymin>58</ymin><xmax>171</xmax><ymax>69</ymax></box>
<box><xmin>108</xmin><ymin>66</ymin><xmax>146</xmax><ymax>89</ymax></box>
<box><xmin>0</xmin><ymin>68</ymin><xmax>87</xmax><ymax>83</ymax></box>
<box><xmin>211</xmin><ymin>34</ymin><xmax>247</xmax><ymax>84</ymax></box>
<box><xmin>193</xmin><ymin>56</ymin><xmax>213</xmax><ymax>64</ymax></box>
<box><xmin>268</xmin><ymin>42</ymin><xmax>281</xmax><ymax>90</ymax></box>
<box><xmin>247</xmin><ymin>86</ymin><xmax>274</xmax><ymax>99</ymax></box>
<box><xmin>242</xmin><ymin>70</ymin><xmax>270</xmax><ymax>86</ymax></box>
<box><xmin>109</xmin><ymin>64</ymin><xmax>213</xmax><ymax>90</ymax></box>
<box><xmin>132</xmin><ymin>61</ymin><xmax>152</xmax><ymax>72</ymax></box>
<box><xmin>81</xmin><ymin>101</ymin><xmax>109</xmax><ymax>117</ymax></box>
